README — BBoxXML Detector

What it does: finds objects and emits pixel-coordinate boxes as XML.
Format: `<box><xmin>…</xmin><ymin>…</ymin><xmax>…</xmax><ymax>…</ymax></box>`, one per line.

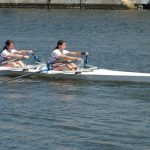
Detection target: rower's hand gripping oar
<box><xmin>0</xmin><ymin>68</ymin><xmax>48</xmax><ymax>84</ymax></box>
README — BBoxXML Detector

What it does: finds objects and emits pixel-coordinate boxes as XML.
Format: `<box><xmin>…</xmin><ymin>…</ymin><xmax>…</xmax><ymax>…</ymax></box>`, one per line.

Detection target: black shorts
<box><xmin>48</xmin><ymin>57</ymin><xmax>58</xmax><ymax>64</ymax></box>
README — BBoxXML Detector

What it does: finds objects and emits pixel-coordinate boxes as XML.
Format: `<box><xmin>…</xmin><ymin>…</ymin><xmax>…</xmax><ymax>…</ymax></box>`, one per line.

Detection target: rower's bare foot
<box><xmin>15</xmin><ymin>65</ymin><xmax>21</xmax><ymax>68</ymax></box>
<box><xmin>71</xmin><ymin>69</ymin><xmax>75</xmax><ymax>71</ymax></box>
<box><xmin>70</xmin><ymin>67</ymin><xmax>77</xmax><ymax>71</ymax></box>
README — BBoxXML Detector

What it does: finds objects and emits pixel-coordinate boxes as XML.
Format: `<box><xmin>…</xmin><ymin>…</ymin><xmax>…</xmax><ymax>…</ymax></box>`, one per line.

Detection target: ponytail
<box><xmin>0</xmin><ymin>46</ymin><xmax>6</xmax><ymax>53</ymax></box>
<box><xmin>0</xmin><ymin>40</ymin><xmax>14</xmax><ymax>53</ymax></box>
<box><xmin>3</xmin><ymin>46</ymin><xmax>7</xmax><ymax>50</ymax></box>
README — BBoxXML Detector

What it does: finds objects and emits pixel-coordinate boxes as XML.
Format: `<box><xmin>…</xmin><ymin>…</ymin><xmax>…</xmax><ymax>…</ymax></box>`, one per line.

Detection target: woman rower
<box><xmin>48</xmin><ymin>40</ymin><xmax>88</xmax><ymax>71</ymax></box>
<box><xmin>0</xmin><ymin>40</ymin><xmax>34</xmax><ymax>68</ymax></box>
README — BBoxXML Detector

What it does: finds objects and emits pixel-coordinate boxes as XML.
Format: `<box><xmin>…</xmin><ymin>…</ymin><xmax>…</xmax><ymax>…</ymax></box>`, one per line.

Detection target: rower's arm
<box><xmin>14</xmin><ymin>50</ymin><xmax>34</xmax><ymax>55</ymax></box>
<box><xmin>59</xmin><ymin>55</ymin><xmax>80</xmax><ymax>61</ymax></box>
<box><xmin>6</xmin><ymin>54</ymin><xmax>29</xmax><ymax>59</ymax></box>
<box><xmin>67</xmin><ymin>51</ymin><xmax>89</xmax><ymax>56</ymax></box>
<box><xmin>67</xmin><ymin>52</ymin><xmax>82</xmax><ymax>56</ymax></box>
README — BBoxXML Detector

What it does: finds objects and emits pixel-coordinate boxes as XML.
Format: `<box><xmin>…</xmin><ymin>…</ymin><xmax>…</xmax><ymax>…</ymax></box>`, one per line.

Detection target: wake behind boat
<box><xmin>1</xmin><ymin>63</ymin><xmax>150</xmax><ymax>83</ymax></box>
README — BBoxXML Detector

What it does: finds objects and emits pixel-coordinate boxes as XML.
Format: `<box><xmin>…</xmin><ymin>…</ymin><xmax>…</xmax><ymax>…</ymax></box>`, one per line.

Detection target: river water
<box><xmin>0</xmin><ymin>9</ymin><xmax>150</xmax><ymax>150</ymax></box>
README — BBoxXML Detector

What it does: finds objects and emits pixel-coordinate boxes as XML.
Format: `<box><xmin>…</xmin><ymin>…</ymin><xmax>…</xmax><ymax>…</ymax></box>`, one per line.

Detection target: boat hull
<box><xmin>37</xmin><ymin>69</ymin><xmax>150</xmax><ymax>83</ymax></box>
<box><xmin>0</xmin><ymin>67</ymin><xmax>14</xmax><ymax>76</ymax></box>
<box><xmin>1</xmin><ymin>67</ymin><xmax>150</xmax><ymax>83</ymax></box>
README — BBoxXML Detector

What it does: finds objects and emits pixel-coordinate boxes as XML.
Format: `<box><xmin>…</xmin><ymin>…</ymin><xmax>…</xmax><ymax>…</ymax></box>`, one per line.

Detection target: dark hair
<box><xmin>3</xmin><ymin>40</ymin><xmax>14</xmax><ymax>50</ymax></box>
<box><xmin>54</xmin><ymin>40</ymin><xmax>66</xmax><ymax>50</ymax></box>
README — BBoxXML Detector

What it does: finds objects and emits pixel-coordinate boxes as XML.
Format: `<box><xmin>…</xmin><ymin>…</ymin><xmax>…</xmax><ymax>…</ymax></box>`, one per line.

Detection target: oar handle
<box><xmin>84</xmin><ymin>55</ymin><xmax>88</xmax><ymax>68</ymax></box>
<box><xmin>33</xmin><ymin>55</ymin><xmax>41</xmax><ymax>62</ymax></box>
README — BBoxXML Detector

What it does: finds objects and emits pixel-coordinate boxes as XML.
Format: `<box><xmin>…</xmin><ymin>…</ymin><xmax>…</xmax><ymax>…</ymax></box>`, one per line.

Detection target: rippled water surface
<box><xmin>0</xmin><ymin>9</ymin><xmax>150</xmax><ymax>150</ymax></box>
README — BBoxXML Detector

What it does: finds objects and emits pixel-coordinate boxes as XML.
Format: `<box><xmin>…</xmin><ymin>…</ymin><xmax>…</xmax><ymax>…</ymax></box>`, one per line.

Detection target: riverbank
<box><xmin>0</xmin><ymin>3</ymin><xmax>127</xmax><ymax>9</ymax></box>
<box><xmin>0</xmin><ymin>1</ymin><xmax>149</xmax><ymax>10</ymax></box>
<box><xmin>0</xmin><ymin>0</ymin><xmax>127</xmax><ymax>9</ymax></box>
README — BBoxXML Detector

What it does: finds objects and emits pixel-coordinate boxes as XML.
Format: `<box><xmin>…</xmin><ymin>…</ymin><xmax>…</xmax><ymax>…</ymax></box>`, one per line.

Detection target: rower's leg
<box><xmin>7</xmin><ymin>62</ymin><xmax>20</xmax><ymax>68</ymax></box>
<box><xmin>66</xmin><ymin>64</ymin><xmax>74</xmax><ymax>71</ymax></box>
<box><xmin>53</xmin><ymin>66</ymin><xmax>65</xmax><ymax>71</ymax></box>
<box><xmin>70</xmin><ymin>63</ymin><xmax>77</xmax><ymax>70</ymax></box>
<box><xmin>53</xmin><ymin>63</ymin><xmax>63</xmax><ymax>68</ymax></box>
<box><xmin>16</xmin><ymin>61</ymin><xmax>26</xmax><ymax>68</ymax></box>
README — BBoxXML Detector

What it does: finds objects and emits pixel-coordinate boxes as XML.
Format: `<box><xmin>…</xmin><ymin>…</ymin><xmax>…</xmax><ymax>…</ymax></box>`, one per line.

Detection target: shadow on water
<box><xmin>1</xmin><ymin>76</ymin><xmax>150</xmax><ymax>102</ymax></box>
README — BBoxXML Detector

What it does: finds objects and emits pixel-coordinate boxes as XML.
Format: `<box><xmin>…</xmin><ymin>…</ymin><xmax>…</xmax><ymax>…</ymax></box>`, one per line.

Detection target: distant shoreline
<box><xmin>0</xmin><ymin>2</ymin><xmax>149</xmax><ymax>10</ymax></box>
<box><xmin>0</xmin><ymin>3</ymin><xmax>128</xmax><ymax>10</ymax></box>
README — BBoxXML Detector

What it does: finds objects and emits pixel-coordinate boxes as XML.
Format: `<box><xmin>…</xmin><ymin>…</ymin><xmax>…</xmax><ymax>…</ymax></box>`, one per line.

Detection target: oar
<box><xmin>84</xmin><ymin>55</ymin><xmax>88</xmax><ymax>68</ymax></box>
<box><xmin>33</xmin><ymin>54</ymin><xmax>41</xmax><ymax>63</ymax></box>
<box><xmin>0</xmin><ymin>68</ymin><xmax>47</xmax><ymax>84</ymax></box>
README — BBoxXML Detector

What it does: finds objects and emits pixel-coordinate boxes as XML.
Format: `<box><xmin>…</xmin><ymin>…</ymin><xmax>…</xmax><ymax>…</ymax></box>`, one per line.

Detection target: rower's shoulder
<box><xmin>1</xmin><ymin>49</ymin><xmax>7</xmax><ymax>53</ymax></box>
<box><xmin>1</xmin><ymin>49</ymin><xmax>9</xmax><ymax>56</ymax></box>
<box><xmin>52</xmin><ymin>49</ymin><xmax>59</xmax><ymax>53</ymax></box>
